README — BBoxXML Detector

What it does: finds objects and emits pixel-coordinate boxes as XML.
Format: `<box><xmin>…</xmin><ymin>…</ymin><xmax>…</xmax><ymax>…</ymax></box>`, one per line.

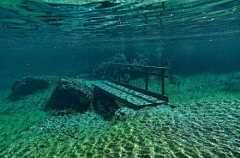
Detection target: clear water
<box><xmin>0</xmin><ymin>0</ymin><xmax>240</xmax><ymax>157</ymax></box>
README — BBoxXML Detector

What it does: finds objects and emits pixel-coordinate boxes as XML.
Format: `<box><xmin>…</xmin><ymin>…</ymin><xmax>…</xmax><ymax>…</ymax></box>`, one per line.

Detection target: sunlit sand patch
<box><xmin>0</xmin><ymin>72</ymin><xmax>240</xmax><ymax>157</ymax></box>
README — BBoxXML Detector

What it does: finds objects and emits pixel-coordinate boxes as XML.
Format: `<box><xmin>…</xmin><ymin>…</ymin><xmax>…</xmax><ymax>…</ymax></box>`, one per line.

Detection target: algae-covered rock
<box><xmin>92</xmin><ymin>53</ymin><xmax>128</xmax><ymax>80</ymax></box>
<box><xmin>47</xmin><ymin>78</ymin><xmax>92</xmax><ymax>112</ymax></box>
<box><xmin>10</xmin><ymin>76</ymin><xmax>55</xmax><ymax>100</ymax></box>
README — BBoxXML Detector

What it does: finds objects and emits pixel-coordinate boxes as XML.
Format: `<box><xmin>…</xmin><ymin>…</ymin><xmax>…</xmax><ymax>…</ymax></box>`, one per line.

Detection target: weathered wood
<box><xmin>112</xmin><ymin>63</ymin><xmax>169</xmax><ymax>96</ymax></box>
<box><xmin>93</xmin><ymin>81</ymin><xmax>166</xmax><ymax>109</ymax></box>
<box><xmin>110</xmin><ymin>80</ymin><xmax>168</xmax><ymax>102</ymax></box>
<box><xmin>112</xmin><ymin>63</ymin><xmax>170</xmax><ymax>70</ymax></box>
<box><xmin>162</xmin><ymin>69</ymin><xmax>165</xmax><ymax>95</ymax></box>
<box><xmin>121</xmin><ymin>68</ymin><xmax>169</xmax><ymax>78</ymax></box>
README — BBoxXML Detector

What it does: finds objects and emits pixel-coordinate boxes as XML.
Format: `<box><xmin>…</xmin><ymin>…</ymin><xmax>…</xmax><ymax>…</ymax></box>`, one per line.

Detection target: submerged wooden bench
<box><xmin>93</xmin><ymin>64</ymin><xmax>170</xmax><ymax>109</ymax></box>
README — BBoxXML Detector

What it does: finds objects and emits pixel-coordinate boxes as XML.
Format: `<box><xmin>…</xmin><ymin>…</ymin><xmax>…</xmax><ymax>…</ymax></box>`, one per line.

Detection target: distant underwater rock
<box><xmin>9</xmin><ymin>76</ymin><xmax>56</xmax><ymax>100</ymax></box>
<box><xmin>92</xmin><ymin>53</ymin><xmax>128</xmax><ymax>80</ymax></box>
<box><xmin>47</xmin><ymin>78</ymin><xmax>92</xmax><ymax>112</ymax></box>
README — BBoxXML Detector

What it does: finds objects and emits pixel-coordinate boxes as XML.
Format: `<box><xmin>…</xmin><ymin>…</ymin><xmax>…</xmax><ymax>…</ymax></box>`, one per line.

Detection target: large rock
<box><xmin>47</xmin><ymin>78</ymin><xmax>92</xmax><ymax>113</ymax></box>
<box><xmin>92</xmin><ymin>53</ymin><xmax>128</xmax><ymax>80</ymax></box>
<box><xmin>10</xmin><ymin>76</ymin><xmax>54</xmax><ymax>100</ymax></box>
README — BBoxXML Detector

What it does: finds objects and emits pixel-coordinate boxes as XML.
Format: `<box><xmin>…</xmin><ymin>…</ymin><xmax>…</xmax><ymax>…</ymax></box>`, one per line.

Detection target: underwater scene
<box><xmin>0</xmin><ymin>0</ymin><xmax>240</xmax><ymax>157</ymax></box>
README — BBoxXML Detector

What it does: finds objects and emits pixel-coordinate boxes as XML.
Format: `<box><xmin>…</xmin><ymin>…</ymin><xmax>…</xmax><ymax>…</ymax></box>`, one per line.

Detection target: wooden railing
<box><xmin>111</xmin><ymin>63</ymin><xmax>170</xmax><ymax>96</ymax></box>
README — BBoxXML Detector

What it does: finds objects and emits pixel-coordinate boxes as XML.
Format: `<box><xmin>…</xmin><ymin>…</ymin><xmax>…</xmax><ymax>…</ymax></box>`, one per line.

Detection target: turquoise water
<box><xmin>0</xmin><ymin>0</ymin><xmax>240</xmax><ymax>79</ymax></box>
<box><xmin>0</xmin><ymin>0</ymin><xmax>240</xmax><ymax>157</ymax></box>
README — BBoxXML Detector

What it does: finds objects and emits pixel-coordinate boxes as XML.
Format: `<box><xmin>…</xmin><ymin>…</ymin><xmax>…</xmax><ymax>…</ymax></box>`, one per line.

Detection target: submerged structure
<box><xmin>93</xmin><ymin>63</ymin><xmax>170</xmax><ymax>109</ymax></box>
<box><xmin>0</xmin><ymin>0</ymin><xmax>240</xmax><ymax>157</ymax></box>
<box><xmin>9</xmin><ymin>62</ymin><xmax>170</xmax><ymax>119</ymax></box>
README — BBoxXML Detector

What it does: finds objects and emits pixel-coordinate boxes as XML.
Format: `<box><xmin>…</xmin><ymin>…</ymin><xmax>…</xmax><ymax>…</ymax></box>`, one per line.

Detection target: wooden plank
<box><xmin>109</xmin><ymin>80</ymin><xmax>169</xmax><ymax>102</ymax></box>
<box><xmin>112</xmin><ymin>63</ymin><xmax>170</xmax><ymax>70</ymax></box>
<box><xmin>93</xmin><ymin>81</ymin><xmax>166</xmax><ymax>109</ymax></box>
<box><xmin>103</xmin><ymin>81</ymin><xmax>158</xmax><ymax>103</ymax></box>
<box><xmin>121</xmin><ymin>68</ymin><xmax>169</xmax><ymax>78</ymax></box>
<box><xmin>93</xmin><ymin>85</ymin><xmax>138</xmax><ymax>109</ymax></box>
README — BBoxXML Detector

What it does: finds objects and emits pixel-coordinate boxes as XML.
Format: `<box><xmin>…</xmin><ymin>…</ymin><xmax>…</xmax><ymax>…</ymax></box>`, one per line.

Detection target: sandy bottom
<box><xmin>0</xmin><ymin>73</ymin><xmax>240</xmax><ymax>157</ymax></box>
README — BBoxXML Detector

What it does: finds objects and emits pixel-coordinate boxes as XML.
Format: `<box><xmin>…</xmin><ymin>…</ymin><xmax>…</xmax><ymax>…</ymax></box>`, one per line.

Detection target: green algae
<box><xmin>130</xmin><ymin>72</ymin><xmax>240</xmax><ymax>105</ymax></box>
<box><xmin>0</xmin><ymin>73</ymin><xmax>240</xmax><ymax>157</ymax></box>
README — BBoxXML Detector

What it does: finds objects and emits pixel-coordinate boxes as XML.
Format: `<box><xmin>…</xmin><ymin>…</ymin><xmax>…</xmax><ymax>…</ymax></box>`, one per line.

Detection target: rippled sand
<box><xmin>1</xmin><ymin>98</ymin><xmax>239</xmax><ymax>157</ymax></box>
<box><xmin>0</xmin><ymin>74</ymin><xmax>240</xmax><ymax>157</ymax></box>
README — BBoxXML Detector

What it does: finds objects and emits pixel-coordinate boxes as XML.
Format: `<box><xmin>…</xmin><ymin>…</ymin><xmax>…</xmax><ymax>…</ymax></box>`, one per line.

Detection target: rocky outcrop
<box><xmin>9</xmin><ymin>76</ymin><xmax>141</xmax><ymax>120</ymax></box>
<box><xmin>92</xmin><ymin>53</ymin><xmax>128</xmax><ymax>80</ymax></box>
<box><xmin>47</xmin><ymin>78</ymin><xmax>92</xmax><ymax>113</ymax></box>
<box><xmin>9</xmin><ymin>76</ymin><xmax>56</xmax><ymax>100</ymax></box>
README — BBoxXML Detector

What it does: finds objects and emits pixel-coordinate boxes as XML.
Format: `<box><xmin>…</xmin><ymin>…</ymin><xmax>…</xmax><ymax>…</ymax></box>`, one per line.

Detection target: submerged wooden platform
<box><xmin>93</xmin><ymin>80</ymin><xmax>167</xmax><ymax>109</ymax></box>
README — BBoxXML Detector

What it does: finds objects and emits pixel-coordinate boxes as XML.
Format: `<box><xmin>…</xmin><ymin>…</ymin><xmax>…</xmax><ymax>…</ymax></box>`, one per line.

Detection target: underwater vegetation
<box><xmin>0</xmin><ymin>72</ymin><xmax>240</xmax><ymax>157</ymax></box>
<box><xmin>0</xmin><ymin>0</ymin><xmax>239</xmax><ymax>157</ymax></box>
<box><xmin>130</xmin><ymin>72</ymin><xmax>240</xmax><ymax>105</ymax></box>
<box><xmin>218</xmin><ymin>72</ymin><xmax>240</xmax><ymax>92</ymax></box>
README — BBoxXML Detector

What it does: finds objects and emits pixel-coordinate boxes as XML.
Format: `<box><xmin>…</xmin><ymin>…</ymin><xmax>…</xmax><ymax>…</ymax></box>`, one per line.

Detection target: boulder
<box><xmin>92</xmin><ymin>53</ymin><xmax>128</xmax><ymax>80</ymax></box>
<box><xmin>47</xmin><ymin>78</ymin><xmax>92</xmax><ymax>113</ymax></box>
<box><xmin>10</xmin><ymin>76</ymin><xmax>54</xmax><ymax>100</ymax></box>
